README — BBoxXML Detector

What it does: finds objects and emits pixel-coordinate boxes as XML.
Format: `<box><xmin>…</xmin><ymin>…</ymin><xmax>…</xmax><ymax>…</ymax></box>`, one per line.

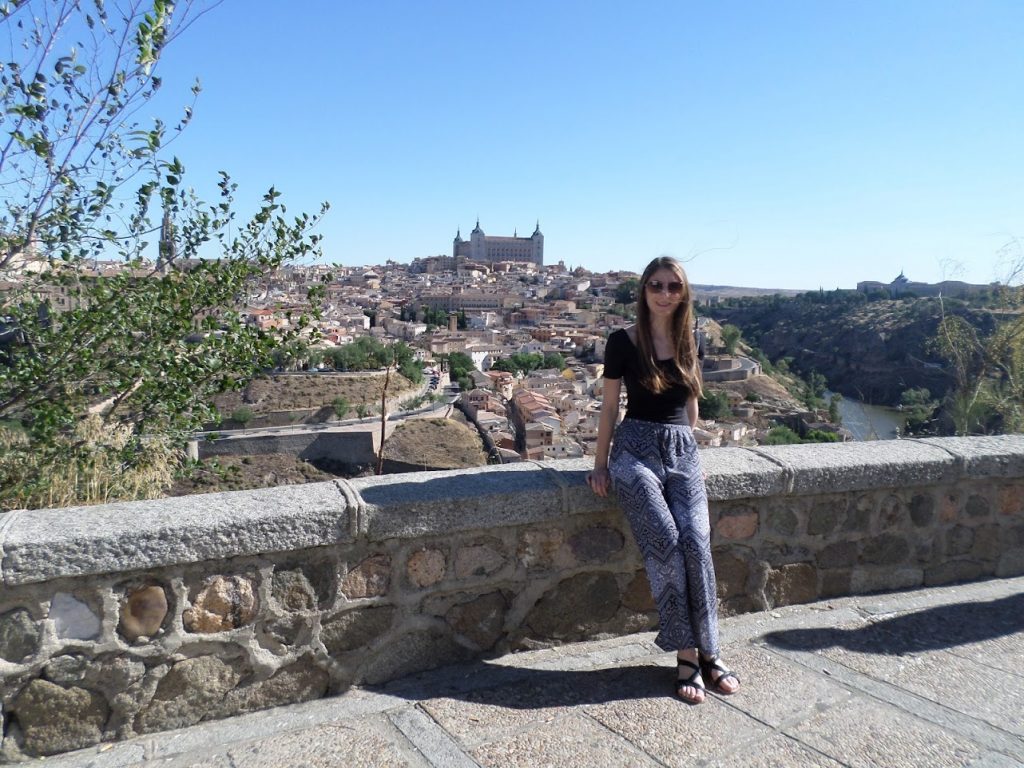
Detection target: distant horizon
<box><xmin>314</xmin><ymin>258</ymin><xmax>1001</xmax><ymax>295</ymax></box>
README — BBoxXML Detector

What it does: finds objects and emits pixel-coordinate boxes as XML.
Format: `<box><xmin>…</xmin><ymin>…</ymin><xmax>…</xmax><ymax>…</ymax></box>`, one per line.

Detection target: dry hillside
<box><xmin>213</xmin><ymin>372</ymin><xmax>417</xmax><ymax>416</ymax></box>
<box><xmin>382</xmin><ymin>417</ymin><xmax>487</xmax><ymax>470</ymax></box>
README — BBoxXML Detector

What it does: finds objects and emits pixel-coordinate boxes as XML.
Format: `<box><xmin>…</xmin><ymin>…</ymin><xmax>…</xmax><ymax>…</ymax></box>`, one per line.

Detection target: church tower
<box><xmin>470</xmin><ymin>219</ymin><xmax>486</xmax><ymax>263</ymax></box>
<box><xmin>530</xmin><ymin>221</ymin><xmax>544</xmax><ymax>266</ymax></box>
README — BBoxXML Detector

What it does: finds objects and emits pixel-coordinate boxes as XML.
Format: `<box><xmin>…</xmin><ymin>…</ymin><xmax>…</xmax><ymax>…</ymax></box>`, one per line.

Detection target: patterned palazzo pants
<box><xmin>609</xmin><ymin>418</ymin><xmax>721</xmax><ymax>654</ymax></box>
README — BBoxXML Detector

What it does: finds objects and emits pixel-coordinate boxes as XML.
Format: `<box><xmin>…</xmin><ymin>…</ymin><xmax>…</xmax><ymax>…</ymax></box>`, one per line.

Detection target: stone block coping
<box><xmin>2</xmin><ymin>436</ymin><xmax>1022</xmax><ymax>587</ymax></box>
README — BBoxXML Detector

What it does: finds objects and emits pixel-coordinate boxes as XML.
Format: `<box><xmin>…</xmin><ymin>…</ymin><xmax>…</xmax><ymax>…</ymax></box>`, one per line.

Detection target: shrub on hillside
<box><xmin>0</xmin><ymin>417</ymin><xmax>176</xmax><ymax>511</ymax></box>
<box><xmin>764</xmin><ymin>426</ymin><xmax>802</xmax><ymax>445</ymax></box>
<box><xmin>698</xmin><ymin>390</ymin><xmax>732</xmax><ymax>420</ymax></box>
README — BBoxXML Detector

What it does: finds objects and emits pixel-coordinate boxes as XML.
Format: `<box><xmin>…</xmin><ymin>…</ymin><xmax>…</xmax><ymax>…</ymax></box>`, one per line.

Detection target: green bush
<box><xmin>901</xmin><ymin>387</ymin><xmax>938</xmax><ymax>435</ymax></box>
<box><xmin>764</xmin><ymin>426</ymin><xmax>802</xmax><ymax>444</ymax></box>
<box><xmin>325</xmin><ymin>338</ymin><xmax>423</xmax><ymax>384</ymax></box>
<box><xmin>331</xmin><ymin>397</ymin><xmax>351</xmax><ymax>419</ymax></box>
<box><xmin>231</xmin><ymin>407</ymin><xmax>254</xmax><ymax>428</ymax></box>
<box><xmin>764</xmin><ymin>425</ymin><xmax>839</xmax><ymax>445</ymax></box>
<box><xmin>698</xmin><ymin>390</ymin><xmax>731</xmax><ymax>420</ymax></box>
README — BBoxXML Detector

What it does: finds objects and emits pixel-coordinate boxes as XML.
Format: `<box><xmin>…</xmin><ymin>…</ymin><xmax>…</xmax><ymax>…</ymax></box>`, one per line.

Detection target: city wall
<box><xmin>1</xmin><ymin>436</ymin><xmax>1023</xmax><ymax>759</ymax></box>
<box><xmin>197</xmin><ymin>397</ymin><xmax>453</xmax><ymax>470</ymax></box>
<box><xmin>701</xmin><ymin>355</ymin><xmax>762</xmax><ymax>383</ymax></box>
<box><xmin>197</xmin><ymin>423</ymin><xmax>389</xmax><ymax>469</ymax></box>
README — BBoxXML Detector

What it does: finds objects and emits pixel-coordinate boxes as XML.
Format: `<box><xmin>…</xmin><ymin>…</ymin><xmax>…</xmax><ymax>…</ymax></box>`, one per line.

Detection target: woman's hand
<box><xmin>587</xmin><ymin>466</ymin><xmax>612</xmax><ymax>497</ymax></box>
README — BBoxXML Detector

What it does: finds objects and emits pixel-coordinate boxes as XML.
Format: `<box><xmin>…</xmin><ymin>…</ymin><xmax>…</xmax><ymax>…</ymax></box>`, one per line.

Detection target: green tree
<box><xmin>419</xmin><ymin>305</ymin><xmax>447</xmax><ymax>327</ymax></box>
<box><xmin>517</xmin><ymin>352</ymin><xmax>544</xmax><ymax>373</ymax></box>
<box><xmin>900</xmin><ymin>387</ymin><xmax>938</xmax><ymax>435</ymax></box>
<box><xmin>698</xmin><ymin>390</ymin><xmax>731</xmax><ymax>420</ymax></box>
<box><xmin>804</xmin><ymin>429</ymin><xmax>840</xmax><ymax>443</ymax></box>
<box><xmin>982</xmin><ymin>315</ymin><xmax>1024</xmax><ymax>433</ymax></box>
<box><xmin>231</xmin><ymin>406</ymin><xmax>254</xmax><ymax>430</ymax></box>
<box><xmin>490</xmin><ymin>352</ymin><xmax>551</xmax><ymax>376</ymax></box>
<box><xmin>490</xmin><ymin>358</ymin><xmax>518</xmax><ymax>374</ymax></box>
<box><xmin>306</xmin><ymin>348</ymin><xmax>325</xmax><ymax>370</ymax></box>
<box><xmin>444</xmin><ymin>351</ymin><xmax>475</xmax><ymax>392</ymax></box>
<box><xmin>803</xmin><ymin>371</ymin><xmax>827</xmax><ymax>409</ymax></box>
<box><xmin>931</xmin><ymin>313</ymin><xmax>993</xmax><ymax>434</ymax></box>
<box><xmin>764</xmin><ymin>426</ymin><xmax>802</xmax><ymax>445</ymax></box>
<box><xmin>542</xmin><ymin>352</ymin><xmax>566</xmax><ymax>370</ymax></box>
<box><xmin>924</xmin><ymin>245</ymin><xmax>1024</xmax><ymax>435</ymax></box>
<box><xmin>325</xmin><ymin>338</ymin><xmax>422</xmax><ymax>384</ymax></box>
<box><xmin>828</xmin><ymin>393</ymin><xmax>843</xmax><ymax>424</ymax></box>
<box><xmin>331</xmin><ymin>396</ymin><xmax>351</xmax><ymax>420</ymax></box>
<box><xmin>720</xmin><ymin>324</ymin><xmax>742</xmax><ymax>355</ymax></box>
<box><xmin>615</xmin><ymin>278</ymin><xmax>639</xmax><ymax>305</ymax></box>
<box><xmin>0</xmin><ymin>1</ymin><xmax>328</xmax><ymax>510</ymax></box>
<box><xmin>748</xmin><ymin>347</ymin><xmax>774</xmax><ymax>374</ymax></box>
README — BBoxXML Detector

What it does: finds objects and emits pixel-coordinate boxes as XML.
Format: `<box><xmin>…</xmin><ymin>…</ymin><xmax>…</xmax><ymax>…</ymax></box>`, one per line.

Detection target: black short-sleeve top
<box><xmin>603</xmin><ymin>328</ymin><xmax>692</xmax><ymax>424</ymax></box>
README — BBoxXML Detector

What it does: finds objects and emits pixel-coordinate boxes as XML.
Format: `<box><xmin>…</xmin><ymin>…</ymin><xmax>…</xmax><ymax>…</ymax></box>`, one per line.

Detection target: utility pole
<box><xmin>376</xmin><ymin>351</ymin><xmax>395</xmax><ymax>475</ymax></box>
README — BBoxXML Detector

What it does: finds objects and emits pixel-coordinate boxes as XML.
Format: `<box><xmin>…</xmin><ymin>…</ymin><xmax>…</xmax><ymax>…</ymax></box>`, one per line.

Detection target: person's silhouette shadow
<box><xmin>762</xmin><ymin>592</ymin><xmax>1024</xmax><ymax>655</ymax></box>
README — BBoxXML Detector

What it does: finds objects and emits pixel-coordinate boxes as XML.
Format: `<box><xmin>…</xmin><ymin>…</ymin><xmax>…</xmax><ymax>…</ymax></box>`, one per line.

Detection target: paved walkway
<box><xmin>40</xmin><ymin>576</ymin><xmax>1024</xmax><ymax>767</ymax></box>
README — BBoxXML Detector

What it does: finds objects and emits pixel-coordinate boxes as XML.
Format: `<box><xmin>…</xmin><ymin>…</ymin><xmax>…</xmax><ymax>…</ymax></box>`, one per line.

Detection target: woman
<box><xmin>586</xmin><ymin>256</ymin><xmax>739</xmax><ymax>704</ymax></box>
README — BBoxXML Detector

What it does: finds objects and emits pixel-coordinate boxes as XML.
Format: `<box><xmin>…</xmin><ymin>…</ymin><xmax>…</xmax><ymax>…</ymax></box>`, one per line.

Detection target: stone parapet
<box><xmin>1</xmin><ymin>483</ymin><xmax>356</xmax><ymax>586</ymax></box>
<box><xmin>1</xmin><ymin>436</ymin><xmax>1023</xmax><ymax>759</ymax></box>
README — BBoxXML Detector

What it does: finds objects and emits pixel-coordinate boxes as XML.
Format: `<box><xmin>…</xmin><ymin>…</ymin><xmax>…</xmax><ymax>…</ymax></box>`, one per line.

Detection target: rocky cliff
<box><xmin>712</xmin><ymin>297</ymin><xmax>996</xmax><ymax>405</ymax></box>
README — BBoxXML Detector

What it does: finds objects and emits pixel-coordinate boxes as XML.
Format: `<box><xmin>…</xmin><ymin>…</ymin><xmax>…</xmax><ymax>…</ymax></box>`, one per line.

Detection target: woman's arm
<box><xmin>686</xmin><ymin>394</ymin><xmax>699</xmax><ymax>430</ymax></box>
<box><xmin>588</xmin><ymin>377</ymin><xmax>621</xmax><ymax>497</ymax></box>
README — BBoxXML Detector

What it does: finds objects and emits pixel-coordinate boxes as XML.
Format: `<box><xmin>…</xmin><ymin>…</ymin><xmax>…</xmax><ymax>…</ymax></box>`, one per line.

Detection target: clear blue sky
<box><xmin>152</xmin><ymin>1</ymin><xmax>1024</xmax><ymax>290</ymax></box>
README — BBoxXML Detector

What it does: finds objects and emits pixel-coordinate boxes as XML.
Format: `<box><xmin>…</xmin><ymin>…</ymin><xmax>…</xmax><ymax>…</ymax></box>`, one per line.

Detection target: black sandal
<box><xmin>675</xmin><ymin>658</ymin><xmax>706</xmax><ymax>704</ymax></box>
<box><xmin>699</xmin><ymin>654</ymin><xmax>740</xmax><ymax>694</ymax></box>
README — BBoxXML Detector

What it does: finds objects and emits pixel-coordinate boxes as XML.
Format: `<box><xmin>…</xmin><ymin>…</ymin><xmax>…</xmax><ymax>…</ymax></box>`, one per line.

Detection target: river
<box><xmin>827</xmin><ymin>390</ymin><xmax>906</xmax><ymax>441</ymax></box>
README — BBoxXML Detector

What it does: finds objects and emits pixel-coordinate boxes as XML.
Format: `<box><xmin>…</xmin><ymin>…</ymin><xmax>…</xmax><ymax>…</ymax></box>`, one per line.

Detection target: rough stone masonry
<box><xmin>1</xmin><ymin>436</ymin><xmax>1022</xmax><ymax>760</ymax></box>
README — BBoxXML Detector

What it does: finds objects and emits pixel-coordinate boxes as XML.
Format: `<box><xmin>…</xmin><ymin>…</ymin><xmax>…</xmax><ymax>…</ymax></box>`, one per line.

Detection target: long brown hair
<box><xmin>635</xmin><ymin>256</ymin><xmax>702</xmax><ymax>397</ymax></box>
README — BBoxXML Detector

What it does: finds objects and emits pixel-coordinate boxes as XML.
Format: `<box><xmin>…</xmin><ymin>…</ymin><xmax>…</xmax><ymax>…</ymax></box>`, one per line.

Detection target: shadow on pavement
<box><xmin>380</xmin><ymin>662</ymin><xmax>676</xmax><ymax>708</ymax></box>
<box><xmin>761</xmin><ymin>591</ymin><xmax>1024</xmax><ymax>655</ymax></box>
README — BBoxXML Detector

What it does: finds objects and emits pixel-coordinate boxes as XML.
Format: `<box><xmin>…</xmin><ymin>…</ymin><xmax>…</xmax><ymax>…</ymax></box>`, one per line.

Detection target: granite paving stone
<box><xmin>947</xmin><ymin>632</ymin><xmax>1024</xmax><ymax>676</ymax></box>
<box><xmin>864</xmin><ymin>592</ymin><xmax>1024</xmax><ymax>648</ymax></box>
<box><xmin>224</xmin><ymin>716</ymin><xmax>429</xmax><ymax>768</ymax></box>
<box><xmin>858</xmin><ymin>648</ymin><xmax>1023</xmax><ymax>736</ymax></box>
<box><xmin>388</xmin><ymin>707</ymin><xmax>478</xmax><ymax>768</ymax></box>
<box><xmin>418</xmin><ymin>666</ymin><xmax>645</xmax><ymax>748</ymax></box>
<box><xmin>133</xmin><ymin>754</ymin><xmax>234</xmax><ymax>768</ymax></box>
<box><xmin>507</xmin><ymin>640</ymin><xmax>656</xmax><ymax>672</ymax></box>
<box><xmin>139</xmin><ymin>689</ymin><xmax>410</xmax><ymax>760</ymax></box>
<box><xmin>786</xmin><ymin>696</ymin><xmax>982</xmax><ymax>768</ymax></box>
<box><xmin>766</xmin><ymin>642</ymin><xmax>1024</xmax><ymax>763</ymax></box>
<box><xmin>420</xmin><ymin>690</ymin><xmax>576</xmax><ymax>748</ymax></box>
<box><xmin>808</xmin><ymin>630</ymin><xmax>1024</xmax><ymax>737</ymax></box>
<box><xmin>717</xmin><ymin>646</ymin><xmax>853</xmax><ymax>729</ymax></box>
<box><xmin>469</xmin><ymin>713</ymin><xmax>658</xmax><ymax>768</ymax></box>
<box><xmin>814</xmin><ymin>642</ymin><xmax>926</xmax><ymax>679</ymax></box>
<box><xmin>584</xmin><ymin>693</ymin><xmax>771</xmax><ymax>768</ymax></box>
<box><xmin>705</xmin><ymin>734</ymin><xmax>846</xmax><ymax>768</ymax></box>
<box><xmin>966</xmin><ymin>753</ymin><xmax>1024</xmax><ymax>768</ymax></box>
<box><xmin>29</xmin><ymin>744</ymin><xmax>149</xmax><ymax>768</ymax></box>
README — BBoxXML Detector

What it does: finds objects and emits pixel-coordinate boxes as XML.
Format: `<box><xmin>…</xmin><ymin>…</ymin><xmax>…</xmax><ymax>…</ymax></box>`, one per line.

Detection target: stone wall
<box><xmin>198</xmin><ymin>423</ymin><xmax>388</xmax><ymax>469</ymax></box>
<box><xmin>1</xmin><ymin>436</ymin><xmax>1023</xmax><ymax>759</ymax></box>
<box><xmin>701</xmin><ymin>355</ymin><xmax>761</xmax><ymax>382</ymax></box>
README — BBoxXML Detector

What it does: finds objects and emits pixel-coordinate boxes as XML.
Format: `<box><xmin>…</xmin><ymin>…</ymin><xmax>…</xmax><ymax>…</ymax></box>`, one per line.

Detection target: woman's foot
<box><xmin>699</xmin><ymin>653</ymin><xmax>740</xmax><ymax>694</ymax></box>
<box><xmin>675</xmin><ymin>650</ymin><xmax>706</xmax><ymax>704</ymax></box>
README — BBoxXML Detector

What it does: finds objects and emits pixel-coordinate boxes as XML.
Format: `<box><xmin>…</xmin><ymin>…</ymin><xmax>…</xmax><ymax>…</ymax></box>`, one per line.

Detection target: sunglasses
<box><xmin>645</xmin><ymin>279</ymin><xmax>684</xmax><ymax>296</ymax></box>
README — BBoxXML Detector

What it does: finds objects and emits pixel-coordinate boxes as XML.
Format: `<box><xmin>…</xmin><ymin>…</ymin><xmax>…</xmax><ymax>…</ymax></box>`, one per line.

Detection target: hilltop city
<box><xmin>6</xmin><ymin>219</ymin><xmax>997</xmax><ymax>471</ymax></box>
